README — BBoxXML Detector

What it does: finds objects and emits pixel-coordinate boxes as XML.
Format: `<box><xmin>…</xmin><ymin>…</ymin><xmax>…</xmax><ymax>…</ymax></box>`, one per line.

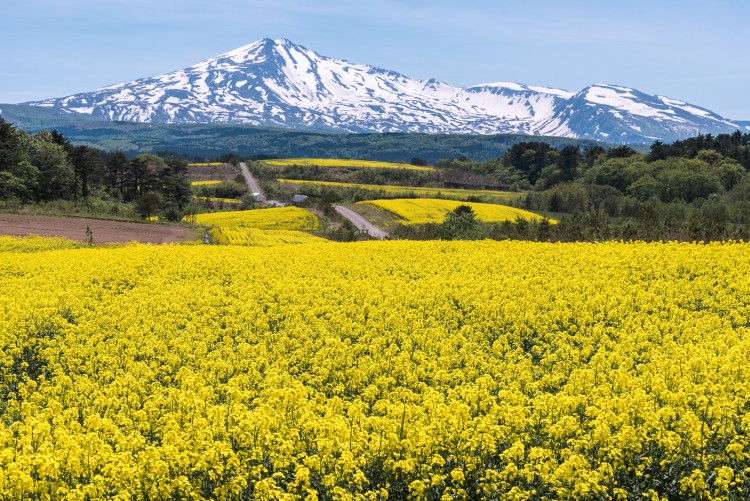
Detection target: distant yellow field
<box><xmin>187</xmin><ymin>162</ymin><xmax>225</xmax><ymax>167</ymax></box>
<box><xmin>193</xmin><ymin>196</ymin><xmax>243</xmax><ymax>205</ymax></box>
<box><xmin>209</xmin><ymin>227</ymin><xmax>326</xmax><ymax>246</ymax></box>
<box><xmin>191</xmin><ymin>180</ymin><xmax>223</xmax><ymax>186</ymax></box>
<box><xmin>277</xmin><ymin>178</ymin><xmax>522</xmax><ymax>202</ymax></box>
<box><xmin>191</xmin><ymin>207</ymin><xmax>319</xmax><ymax>231</ymax></box>
<box><xmin>263</xmin><ymin>158</ymin><xmax>434</xmax><ymax>171</ymax></box>
<box><xmin>360</xmin><ymin>198</ymin><xmax>553</xmax><ymax>225</ymax></box>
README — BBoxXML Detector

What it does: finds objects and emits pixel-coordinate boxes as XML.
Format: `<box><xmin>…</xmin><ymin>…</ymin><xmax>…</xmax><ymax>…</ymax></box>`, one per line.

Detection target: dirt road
<box><xmin>334</xmin><ymin>206</ymin><xmax>389</xmax><ymax>239</ymax></box>
<box><xmin>0</xmin><ymin>214</ymin><xmax>192</xmax><ymax>244</ymax></box>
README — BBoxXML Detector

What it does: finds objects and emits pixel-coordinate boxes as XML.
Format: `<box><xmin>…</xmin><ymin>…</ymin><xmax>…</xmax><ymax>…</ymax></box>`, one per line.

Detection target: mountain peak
<box><xmin>207</xmin><ymin>38</ymin><xmax>310</xmax><ymax>64</ymax></box>
<box><xmin>26</xmin><ymin>39</ymin><xmax>745</xmax><ymax>143</ymax></box>
<box><xmin>273</xmin><ymin>37</ymin><xmax>295</xmax><ymax>46</ymax></box>
<box><xmin>471</xmin><ymin>81</ymin><xmax>528</xmax><ymax>91</ymax></box>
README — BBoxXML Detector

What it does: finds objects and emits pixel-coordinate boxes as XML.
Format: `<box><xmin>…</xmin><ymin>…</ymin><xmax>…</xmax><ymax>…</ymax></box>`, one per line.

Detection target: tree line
<box><xmin>0</xmin><ymin>118</ymin><xmax>191</xmax><ymax>220</ymax></box>
<box><xmin>422</xmin><ymin>132</ymin><xmax>750</xmax><ymax>242</ymax></box>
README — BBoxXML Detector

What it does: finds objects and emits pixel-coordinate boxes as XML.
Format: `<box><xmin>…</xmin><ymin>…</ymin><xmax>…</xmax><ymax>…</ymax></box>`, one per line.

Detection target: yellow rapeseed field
<box><xmin>187</xmin><ymin>162</ymin><xmax>225</xmax><ymax>167</ymax></box>
<box><xmin>191</xmin><ymin>180</ymin><xmax>223</xmax><ymax>186</ymax></box>
<box><xmin>1</xmin><ymin>238</ymin><xmax>749</xmax><ymax>499</ymax></box>
<box><xmin>263</xmin><ymin>158</ymin><xmax>434</xmax><ymax>171</ymax></box>
<box><xmin>193</xmin><ymin>196</ymin><xmax>243</xmax><ymax>205</ymax></box>
<box><xmin>209</xmin><ymin>227</ymin><xmax>327</xmax><ymax>246</ymax></box>
<box><xmin>191</xmin><ymin>207</ymin><xmax>319</xmax><ymax>231</ymax></box>
<box><xmin>361</xmin><ymin>198</ymin><xmax>552</xmax><ymax>224</ymax></box>
<box><xmin>277</xmin><ymin>179</ymin><xmax>523</xmax><ymax>203</ymax></box>
<box><xmin>0</xmin><ymin>235</ymin><xmax>82</xmax><ymax>252</ymax></box>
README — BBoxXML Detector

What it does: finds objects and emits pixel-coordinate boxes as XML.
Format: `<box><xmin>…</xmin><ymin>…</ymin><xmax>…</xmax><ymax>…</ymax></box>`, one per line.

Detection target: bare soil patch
<box><xmin>188</xmin><ymin>164</ymin><xmax>240</xmax><ymax>182</ymax></box>
<box><xmin>0</xmin><ymin>214</ymin><xmax>194</xmax><ymax>244</ymax></box>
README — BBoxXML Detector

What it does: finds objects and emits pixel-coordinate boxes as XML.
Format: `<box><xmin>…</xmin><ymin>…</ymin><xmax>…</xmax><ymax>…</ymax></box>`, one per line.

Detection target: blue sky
<box><xmin>2</xmin><ymin>0</ymin><xmax>749</xmax><ymax>119</ymax></box>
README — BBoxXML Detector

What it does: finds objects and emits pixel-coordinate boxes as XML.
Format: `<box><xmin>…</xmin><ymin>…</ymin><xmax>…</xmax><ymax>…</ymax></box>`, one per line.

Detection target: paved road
<box><xmin>335</xmin><ymin>206</ymin><xmax>389</xmax><ymax>239</ymax></box>
<box><xmin>239</xmin><ymin>162</ymin><xmax>262</xmax><ymax>194</ymax></box>
<box><xmin>238</xmin><ymin>162</ymin><xmax>285</xmax><ymax>206</ymax></box>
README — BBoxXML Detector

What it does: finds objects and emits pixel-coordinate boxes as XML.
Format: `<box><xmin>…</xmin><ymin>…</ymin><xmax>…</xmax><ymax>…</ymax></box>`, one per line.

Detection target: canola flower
<box><xmin>191</xmin><ymin>180</ymin><xmax>223</xmax><ymax>186</ymax></box>
<box><xmin>209</xmin><ymin>227</ymin><xmax>327</xmax><ymax>246</ymax></box>
<box><xmin>360</xmin><ymin>197</ymin><xmax>553</xmax><ymax>225</ymax></box>
<box><xmin>187</xmin><ymin>162</ymin><xmax>226</xmax><ymax>167</ymax></box>
<box><xmin>189</xmin><ymin>207</ymin><xmax>320</xmax><ymax>247</ymax></box>
<box><xmin>0</xmin><ymin>239</ymin><xmax>749</xmax><ymax>500</ymax></box>
<box><xmin>0</xmin><ymin>235</ymin><xmax>82</xmax><ymax>252</ymax></box>
<box><xmin>277</xmin><ymin>179</ymin><xmax>523</xmax><ymax>203</ymax></box>
<box><xmin>191</xmin><ymin>207</ymin><xmax>319</xmax><ymax>231</ymax></box>
<box><xmin>263</xmin><ymin>158</ymin><xmax>434</xmax><ymax>171</ymax></box>
<box><xmin>193</xmin><ymin>196</ymin><xmax>243</xmax><ymax>205</ymax></box>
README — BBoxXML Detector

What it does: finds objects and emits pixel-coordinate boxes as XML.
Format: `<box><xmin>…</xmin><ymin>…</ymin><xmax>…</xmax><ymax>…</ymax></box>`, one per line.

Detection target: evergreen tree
<box><xmin>607</xmin><ymin>145</ymin><xmax>638</xmax><ymax>159</ymax></box>
<box><xmin>583</xmin><ymin>145</ymin><xmax>606</xmax><ymax>168</ymax></box>
<box><xmin>158</xmin><ymin>159</ymin><xmax>192</xmax><ymax>220</ymax></box>
<box><xmin>70</xmin><ymin>145</ymin><xmax>105</xmax><ymax>200</ymax></box>
<box><xmin>502</xmin><ymin>142</ymin><xmax>556</xmax><ymax>184</ymax></box>
<box><xmin>647</xmin><ymin>140</ymin><xmax>669</xmax><ymax>162</ymax></box>
<box><xmin>557</xmin><ymin>146</ymin><xmax>580</xmax><ymax>182</ymax></box>
<box><xmin>0</xmin><ymin>118</ymin><xmax>24</xmax><ymax>171</ymax></box>
<box><xmin>126</xmin><ymin>154</ymin><xmax>165</xmax><ymax>200</ymax></box>
<box><xmin>29</xmin><ymin>136</ymin><xmax>74</xmax><ymax>201</ymax></box>
<box><xmin>439</xmin><ymin>205</ymin><xmax>478</xmax><ymax>240</ymax></box>
<box><xmin>104</xmin><ymin>151</ymin><xmax>129</xmax><ymax>195</ymax></box>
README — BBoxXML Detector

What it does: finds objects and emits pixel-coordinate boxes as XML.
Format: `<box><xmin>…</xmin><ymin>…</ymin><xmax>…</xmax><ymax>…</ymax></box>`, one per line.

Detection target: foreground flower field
<box><xmin>1</xmin><ymin>239</ymin><xmax>749</xmax><ymax>500</ymax></box>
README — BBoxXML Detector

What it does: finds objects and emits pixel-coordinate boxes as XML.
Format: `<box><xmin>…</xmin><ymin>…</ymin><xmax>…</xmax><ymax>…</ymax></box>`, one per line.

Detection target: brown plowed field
<box><xmin>188</xmin><ymin>163</ymin><xmax>239</xmax><ymax>182</ymax></box>
<box><xmin>0</xmin><ymin>214</ymin><xmax>193</xmax><ymax>244</ymax></box>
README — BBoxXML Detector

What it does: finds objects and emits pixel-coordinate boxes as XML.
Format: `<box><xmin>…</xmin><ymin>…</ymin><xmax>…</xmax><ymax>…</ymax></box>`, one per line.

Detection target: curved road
<box><xmin>240</xmin><ymin>163</ymin><xmax>386</xmax><ymax>237</ymax></box>
<box><xmin>335</xmin><ymin>206</ymin><xmax>389</xmax><ymax>239</ymax></box>
<box><xmin>238</xmin><ymin>161</ymin><xmax>284</xmax><ymax>206</ymax></box>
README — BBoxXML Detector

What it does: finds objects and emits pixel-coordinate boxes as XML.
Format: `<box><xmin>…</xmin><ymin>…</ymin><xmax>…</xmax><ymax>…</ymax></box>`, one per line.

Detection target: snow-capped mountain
<box><xmin>28</xmin><ymin>38</ymin><xmax>746</xmax><ymax>143</ymax></box>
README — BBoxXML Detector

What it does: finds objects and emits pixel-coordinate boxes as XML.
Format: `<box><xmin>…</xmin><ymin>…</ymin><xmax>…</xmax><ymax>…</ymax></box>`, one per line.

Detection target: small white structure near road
<box><xmin>252</xmin><ymin>192</ymin><xmax>266</xmax><ymax>202</ymax></box>
<box><xmin>291</xmin><ymin>194</ymin><xmax>308</xmax><ymax>204</ymax></box>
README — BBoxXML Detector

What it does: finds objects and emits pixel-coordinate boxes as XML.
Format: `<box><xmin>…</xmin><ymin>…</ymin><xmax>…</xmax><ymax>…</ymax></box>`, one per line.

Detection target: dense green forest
<box><xmin>0</xmin><ymin>118</ymin><xmax>191</xmax><ymax>220</ymax></box>
<box><xmin>260</xmin><ymin>131</ymin><xmax>750</xmax><ymax>242</ymax></box>
<box><xmin>390</xmin><ymin>132</ymin><xmax>750</xmax><ymax>242</ymax></box>
<box><xmin>1</xmin><ymin>104</ymin><xmax>612</xmax><ymax>162</ymax></box>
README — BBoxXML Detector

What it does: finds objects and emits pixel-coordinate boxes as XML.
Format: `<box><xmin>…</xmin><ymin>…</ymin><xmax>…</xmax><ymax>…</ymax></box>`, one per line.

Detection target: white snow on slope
<box><xmin>584</xmin><ymin>85</ymin><xmax>665</xmax><ymax>118</ymax></box>
<box><xmin>658</xmin><ymin>96</ymin><xmax>712</xmax><ymax>118</ymax></box>
<box><xmin>28</xmin><ymin>38</ymin><xmax>745</xmax><ymax>143</ymax></box>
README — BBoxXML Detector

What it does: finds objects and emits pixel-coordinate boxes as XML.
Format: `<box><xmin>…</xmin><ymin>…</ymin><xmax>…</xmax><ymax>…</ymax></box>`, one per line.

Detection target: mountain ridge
<box><xmin>26</xmin><ymin>38</ymin><xmax>748</xmax><ymax>144</ymax></box>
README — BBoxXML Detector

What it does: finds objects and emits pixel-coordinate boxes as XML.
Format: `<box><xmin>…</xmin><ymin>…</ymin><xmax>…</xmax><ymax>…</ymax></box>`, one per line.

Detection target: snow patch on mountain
<box><xmin>27</xmin><ymin>38</ymin><xmax>746</xmax><ymax>143</ymax></box>
<box><xmin>583</xmin><ymin>85</ymin><xmax>667</xmax><ymax>118</ymax></box>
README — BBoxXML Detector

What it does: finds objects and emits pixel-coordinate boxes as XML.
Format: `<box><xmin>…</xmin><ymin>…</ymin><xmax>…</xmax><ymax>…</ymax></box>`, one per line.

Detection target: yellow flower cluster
<box><xmin>191</xmin><ymin>180</ymin><xmax>223</xmax><ymax>186</ymax></box>
<box><xmin>191</xmin><ymin>207</ymin><xmax>319</xmax><ymax>231</ymax></box>
<box><xmin>277</xmin><ymin>179</ymin><xmax>522</xmax><ymax>203</ymax></box>
<box><xmin>209</xmin><ymin>227</ymin><xmax>327</xmax><ymax>246</ymax></box>
<box><xmin>0</xmin><ymin>235</ymin><xmax>81</xmax><ymax>252</ymax></box>
<box><xmin>263</xmin><ymin>158</ymin><xmax>434</xmax><ymax>171</ymax></box>
<box><xmin>187</xmin><ymin>162</ymin><xmax>226</xmax><ymax>167</ymax></box>
<box><xmin>1</xmin><ymin>239</ymin><xmax>750</xmax><ymax>500</ymax></box>
<box><xmin>193</xmin><ymin>196</ymin><xmax>243</xmax><ymax>205</ymax></box>
<box><xmin>360</xmin><ymin>198</ymin><xmax>552</xmax><ymax>225</ymax></box>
